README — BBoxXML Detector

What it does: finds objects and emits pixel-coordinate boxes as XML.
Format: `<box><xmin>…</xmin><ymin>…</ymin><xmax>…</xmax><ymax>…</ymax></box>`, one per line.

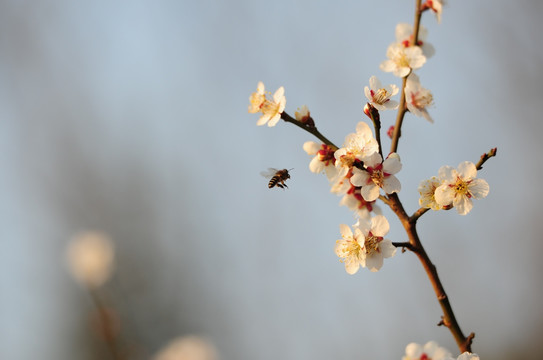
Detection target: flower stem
<box><xmin>390</xmin><ymin>0</ymin><xmax>423</xmax><ymax>154</ymax></box>
<box><xmin>281</xmin><ymin>112</ymin><xmax>339</xmax><ymax>150</ymax></box>
<box><xmin>89</xmin><ymin>289</ymin><xmax>126</xmax><ymax>360</ymax></box>
<box><xmin>366</xmin><ymin>104</ymin><xmax>384</xmax><ymax>159</ymax></box>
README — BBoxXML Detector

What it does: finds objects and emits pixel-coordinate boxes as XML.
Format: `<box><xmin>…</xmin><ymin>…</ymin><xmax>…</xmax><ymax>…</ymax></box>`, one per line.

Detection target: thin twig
<box><xmin>281</xmin><ymin>112</ymin><xmax>339</xmax><ymax>150</ymax></box>
<box><xmin>365</xmin><ymin>104</ymin><xmax>384</xmax><ymax>159</ymax></box>
<box><xmin>390</xmin><ymin>0</ymin><xmax>423</xmax><ymax>154</ymax></box>
<box><xmin>475</xmin><ymin>147</ymin><xmax>497</xmax><ymax>170</ymax></box>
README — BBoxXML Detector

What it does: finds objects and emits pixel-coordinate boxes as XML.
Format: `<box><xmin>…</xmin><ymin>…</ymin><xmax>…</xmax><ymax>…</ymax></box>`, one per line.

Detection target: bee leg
<box><xmin>277</xmin><ymin>184</ymin><xmax>284</xmax><ymax>189</ymax></box>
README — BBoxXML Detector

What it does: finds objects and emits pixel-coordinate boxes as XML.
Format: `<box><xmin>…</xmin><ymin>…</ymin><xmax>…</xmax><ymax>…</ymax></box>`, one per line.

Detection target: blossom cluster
<box><xmin>418</xmin><ymin>161</ymin><xmax>489</xmax><ymax>215</ymax></box>
<box><xmin>247</xmin><ymin>0</ymin><xmax>489</xmax><ymax>273</ymax></box>
<box><xmin>402</xmin><ymin>341</ymin><xmax>480</xmax><ymax>360</ymax></box>
<box><xmin>249</xmin><ymin>1</ymin><xmax>493</xmax><ymax>358</ymax></box>
<box><xmin>379</xmin><ymin>23</ymin><xmax>435</xmax><ymax>122</ymax></box>
<box><xmin>248</xmin><ymin>81</ymin><xmax>286</xmax><ymax>127</ymax></box>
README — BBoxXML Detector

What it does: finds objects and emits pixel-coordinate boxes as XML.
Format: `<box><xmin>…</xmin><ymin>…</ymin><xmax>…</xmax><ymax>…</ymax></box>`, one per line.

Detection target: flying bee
<box><xmin>261</xmin><ymin>168</ymin><xmax>293</xmax><ymax>189</ymax></box>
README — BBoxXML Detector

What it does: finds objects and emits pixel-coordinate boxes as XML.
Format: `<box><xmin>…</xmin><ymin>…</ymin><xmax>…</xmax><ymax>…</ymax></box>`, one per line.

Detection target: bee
<box><xmin>261</xmin><ymin>168</ymin><xmax>293</xmax><ymax>189</ymax></box>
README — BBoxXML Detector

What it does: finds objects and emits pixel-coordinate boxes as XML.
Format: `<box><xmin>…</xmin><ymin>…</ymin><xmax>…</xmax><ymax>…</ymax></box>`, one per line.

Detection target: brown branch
<box><xmin>390</xmin><ymin>0</ymin><xmax>422</xmax><ymax>154</ymax></box>
<box><xmin>392</xmin><ymin>241</ymin><xmax>416</xmax><ymax>253</ymax></box>
<box><xmin>365</xmin><ymin>103</ymin><xmax>384</xmax><ymax>159</ymax></box>
<box><xmin>89</xmin><ymin>289</ymin><xmax>125</xmax><ymax>360</ymax></box>
<box><xmin>475</xmin><ymin>147</ymin><xmax>497</xmax><ymax>170</ymax></box>
<box><xmin>386</xmin><ymin>191</ymin><xmax>473</xmax><ymax>353</ymax></box>
<box><xmin>281</xmin><ymin>112</ymin><xmax>339</xmax><ymax>151</ymax></box>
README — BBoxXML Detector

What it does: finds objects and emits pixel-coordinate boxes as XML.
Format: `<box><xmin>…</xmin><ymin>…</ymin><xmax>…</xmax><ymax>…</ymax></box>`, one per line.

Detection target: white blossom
<box><xmin>402</xmin><ymin>341</ymin><xmax>452</xmax><ymax>360</ymax></box>
<box><xmin>364</xmin><ymin>75</ymin><xmax>399</xmax><ymax>111</ymax></box>
<box><xmin>152</xmin><ymin>336</ymin><xmax>217</xmax><ymax>360</ymax></box>
<box><xmin>295</xmin><ymin>105</ymin><xmax>311</xmax><ymax>122</ymax></box>
<box><xmin>395</xmin><ymin>23</ymin><xmax>435</xmax><ymax>58</ymax></box>
<box><xmin>334</xmin><ymin>122</ymin><xmax>378</xmax><ymax>179</ymax></box>
<box><xmin>434</xmin><ymin>161</ymin><xmax>490</xmax><ymax>215</ymax></box>
<box><xmin>350</xmin><ymin>152</ymin><xmax>402</xmax><ymax>201</ymax></box>
<box><xmin>428</xmin><ymin>0</ymin><xmax>446</xmax><ymax>24</ymax></box>
<box><xmin>248</xmin><ymin>81</ymin><xmax>286</xmax><ymax>127</ymax></box>
<box><xmin>339</xmin><ymin>185</ymin><xmax>381</xmax><ymax>220</ymax></box>
<box><xmin>335</xmin><ymin>215</ymin><xmax>396</xmax><ymax>273</ymax></box>
<box><xmin>66</xmin><ymin>231</ymin><xmax>115</xmax><ymax>289</ymax></box>
<box><xmin>303</xmin><ymin>141</ymin><xmax>337</xmax><ymax>180</ymax></box>
<box><xmin>380</xmin><ymin>43</ymin><xmax>426</xmax><ymax>77</ymax></box>
<box><xmin>418</xmin><ymin>176</ymin><xmax>445</xmax><ymax>210</ymax></box>
<box><xmin>405</xmin><ymin>73</ymin><xmax>434</xmax><ymax>123</ymax></box>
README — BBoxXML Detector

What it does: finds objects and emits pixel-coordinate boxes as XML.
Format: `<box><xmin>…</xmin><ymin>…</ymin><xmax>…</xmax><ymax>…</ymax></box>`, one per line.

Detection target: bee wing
<box><xmin>260</xmin><ymin>168</ymin><xmax>278</xmax><ymax>178</ymax></box>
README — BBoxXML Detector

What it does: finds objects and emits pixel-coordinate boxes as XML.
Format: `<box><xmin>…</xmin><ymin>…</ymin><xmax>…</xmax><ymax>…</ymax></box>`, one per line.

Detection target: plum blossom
<box><xmin>350</xmin><ymin>152</ymin><xmax>402</xmax><ymax>201</ymax></box>
<box><xmin>248</xmin><ymin>81</ymin><xmax>286</xmax><ymax>127</ymax></box>
<box><xmin>294</xmin><ymin>105</ymin><xmax>310</xmax><ymax>121</ymax></box>
<box><xmin>418</xmin><ymin>176</ymin><xmax>446</xmax><ymax>210</ymax></box>
<box><xmin>380</xmin><ymin>43</ymin><xmax>426</xmax><ymax>77</ymax></box>
<box><xmin>402</xmin><ymin>341</ymin><xmax>452</xmax><ymax>360</ymax></box>
<box><xmin>334</xmin><ymin>122</ymin><xmax>378</xmax><ymax>178</ymax></box>
<box><xmin>335</xmin><ymin>215</ymin><xmax>396</xmax><ymax>273</ymax></box>
<box><xmin>364</xmin><ymin>75</ymin><xmax>399</xmax><ymax>111</ymax></box>
<box><xmin>426</xmin><ymin>0</ymin><xmax>446</xmax><ymax>24</ymax></box>
<box><xmin>455</xmin><ymin>353</ymin><xmax>480</xmax><ymax>360</ymax></box>
<box><xmin>395</xmin><ymin>23</ymin><xmax>435</xmax><ymax>58</ymax></box>
<box><xmin>66</xmin><ymin>231</ymin><xmax>115</xmax><ymax>289</ymax></box>
<box><xmin>339</xmin><ymin>185</ymin><xmax>381</xmax><ymax>220</ymax></box>
<box><xmin>434</xmin><ymin>161</ymin><xmax>489</xmax><ymax>215</ymax></box>
<box><xmin>405</xmin><ymin>73</ymin><xmax>434</xmax><ymax>123</ymax></box>
<box><xmin>303</xmin><ymin>141</ymin><xmax>337</xmax><ymax>180</ymax></box>
<box><xmin>152</xmin><ymin>335</ymin><xmax>217</xmax><ymax>360</ymax></box>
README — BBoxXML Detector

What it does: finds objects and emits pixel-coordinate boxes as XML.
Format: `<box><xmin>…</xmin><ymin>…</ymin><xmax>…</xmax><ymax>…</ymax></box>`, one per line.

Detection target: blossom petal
<box><xmin>384</xmin><ymin>99</ymin><xmax>399</xmax><ymax>110</ymax></box>
<box><xmin>256</xmin><ymin>113</ymin><xmax>271</xmax><ymax>126</ymax></box>
<box><xmin>344</xmin><ymin>258</ymin><xmax>360</xmax><ymax>275</ymax></box>
<box><xmin>303</xmin><ymin>141</ymin><xmax>320</xmax><ymax>155</ymax></box>
<box><xmin>350</xmin><ymin>168</ymin><xmax>370</xmax><ymax>187</ymax></box>
<box><xmin>457</xmin><ymin>161</ymin><xmax>477</xmax><ymax>180</ymax></box>
<box><xmin>396</xmin><ymin>67</ymin><xmax>411</xmax><ymax>78</ymax></box>
<box><xmin>371</xmin><ymin>215</ymin><xmax>390</xmax><ymax>237</ymax></box>
<box><xmin>434</xmin><ymin>184</ymin><xmax>454</xmax><ymax>206</ymax></box>
<box><xmin>469</xmin><ymin>178</ymin><xmax>489</xmax><ymax>199</ymax></box>
<box><xmin>355</xmin><ymin>219</ymin><xmax>371</xmax><ymax>236</ymax></box>
<box><xmin>309</xmin><ymin>156</ymin><xmax>325</xmax><ymax>173</ymax></box>
<box><xmin>364</xmin><ymin>86</ymin><xmax>372</xmax><ymax>102</ymax></box>
<box><xmin>366</xmin><ymin>254</ymin><xmax>383</xmax><ymax>272</ymax></box>
<box><xmin>369</xmin><ymin>75</ymin><xmax>381</xmax><ymax>90</ymax></box>
<box><xmin>437</xmin><ymin>165</ymin><xmax>456</xmax><ymax>182</ymax></box>
<box><xmin>361</xmin><ymin>183</ymin><xmax>380</xmax><ymax>202</ymax></box>
<box><xmin>379</xmin><ymin>240</ymin><xmax>397</xmax><ymax>259</ymax></box>
<box><xmin>383</xmin><ymin>155</ymin><xmax>402</xmax><ymax>174</ymax></box>
<box><xmin>405</xmin><ymin>343</ymin><xmax>423</xmax><ymax>358</ymax></box>
<box><xmin>267</xmin><ymin>114</ymin><xmax>281</xmax><ymax>127</ymax></box>
<box><xmin>457</xmin><ymin>353</ymin><xmax>480</xmax><ymax>360</ymax></box>
<box><xmin>364</xmin><ymin>152</ymin><xmax>382</xmax><ymax>168</ymax></box>
<box><xmin>339</xmin><ymin>224</ymin><xmax>353</xmax><ymax>239</ymax></box>
<box><xmin>334</xmin><ymin>240</ymin><xmax>347</xmax><ymax>257</ymax></box>
<box><xmin>379</xmin><ymin>60</ymin><xmax>396</xmax><ymax>73</ymax></box>
<box><xmin>355</xmin><ymin>121</ymin><xmax>373</xmax><ymax>138</ymax></box>
<box><xmin>423</xmin><ymin>341</ymin><xmax>439</xmax><ymax>355</ymax></box>
<box><xmin>273</xmin><ymin>86</ymin><xmax>284</xmax><ymax>102</ymax></box>
<box><xmin>256</xmin><ymin>81</ymin><xmax>265</xmax><ymax>93</ymax></box>
<box><xmin>382</xmin><ymin>175</ymin><xmax>401</xmax><ymax>194</ymax></box>
<box><xmin>454</xmin><ymin>195</ymin><xmax>473</xmax><ymax>215</ymax></box>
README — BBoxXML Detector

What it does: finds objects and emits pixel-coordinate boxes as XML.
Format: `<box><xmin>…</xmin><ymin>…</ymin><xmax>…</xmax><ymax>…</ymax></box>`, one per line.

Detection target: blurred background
<box><xmin>0</xmin><ymin>0</ymin><xmax>542</xmax><ymax>359</ymax></box>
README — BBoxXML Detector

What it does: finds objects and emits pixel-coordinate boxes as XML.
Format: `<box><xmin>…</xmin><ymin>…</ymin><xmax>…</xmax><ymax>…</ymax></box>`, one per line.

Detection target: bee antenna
<box><xmin>288</xmin><ymin>168</ymin><xmax>294</xmax><ymax>171</ymax></box>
